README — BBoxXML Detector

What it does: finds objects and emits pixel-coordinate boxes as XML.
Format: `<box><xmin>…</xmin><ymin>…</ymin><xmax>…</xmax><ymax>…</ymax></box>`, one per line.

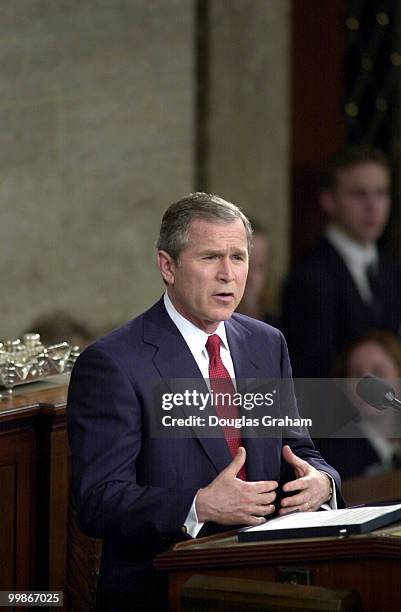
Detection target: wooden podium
<box><xmin>0</xmin><ymin>382</ymin><xmax>69</xmax><ymax>599</ymax></box>
<box><xmin>2</xmin><ymin>380</ymin><xmax>401</xmax><ymax>611</ymax></box>
<box><xmin>0</xmin><ymin>380</ymin><xmax>101</xmax><ymax>611</ymax></box>
<box><xmin>155</xmin><ymin>523</ymin><xmax>401</xmax><ymax>612</ymax></box>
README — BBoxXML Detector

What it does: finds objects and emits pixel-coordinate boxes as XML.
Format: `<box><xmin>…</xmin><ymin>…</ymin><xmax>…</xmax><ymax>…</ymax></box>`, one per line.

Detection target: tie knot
<box><xmin>206</xmin><ymin>334</ymin><xmax>221</xmax><ymax>359</ymax></box>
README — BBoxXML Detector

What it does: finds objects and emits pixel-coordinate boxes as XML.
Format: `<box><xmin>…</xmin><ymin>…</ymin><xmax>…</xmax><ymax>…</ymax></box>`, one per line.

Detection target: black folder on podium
<box><xmin>238</xmin><ymin>502</ymin><xmax>401</xmax><ymax>542</ymax></box>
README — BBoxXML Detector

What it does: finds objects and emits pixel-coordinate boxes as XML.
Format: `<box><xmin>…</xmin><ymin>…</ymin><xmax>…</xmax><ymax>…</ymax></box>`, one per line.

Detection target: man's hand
<box><xmin>195</xmin><ymin>447</ymin><xmax>277</xmax><ymax>526</ymax></box>
<box><xmin>279</xmin><ymin>445</ymin><xmax>332</xmax><ymax>515</ymax></box>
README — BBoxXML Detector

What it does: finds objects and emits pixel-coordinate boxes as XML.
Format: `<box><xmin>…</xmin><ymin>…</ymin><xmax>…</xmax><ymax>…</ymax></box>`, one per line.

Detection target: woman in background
<box><xmin>317</xmin><ymin>330</ymin><xmax>401</xmax><ymax>479</ymax></box>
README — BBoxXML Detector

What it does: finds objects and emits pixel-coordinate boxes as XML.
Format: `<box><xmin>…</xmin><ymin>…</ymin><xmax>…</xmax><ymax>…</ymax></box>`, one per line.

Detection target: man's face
<box><xmin>158</xmin><ymin>218</ymin><xmax>249</xmax><ymax>333</ymax></box>
<box><xmin>321</xmin><ymin>162</ymin><xmax>390</xmax><ymax>243</ymax></box>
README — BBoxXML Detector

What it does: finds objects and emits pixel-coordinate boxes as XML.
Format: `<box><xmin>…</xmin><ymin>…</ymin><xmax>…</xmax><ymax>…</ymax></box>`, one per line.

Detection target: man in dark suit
<box><xmin>67</xmin><ymin>192</ymin><xmax>341</xmax><ymax>611</ymax></box>
<box><xmin>282</xmin><ymin>146</ymin><xmax>401</xmax><ymax>378</ymax></box>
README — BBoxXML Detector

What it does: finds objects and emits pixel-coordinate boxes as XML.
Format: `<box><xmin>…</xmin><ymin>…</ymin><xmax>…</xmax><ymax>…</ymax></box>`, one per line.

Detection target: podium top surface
<box><xmin>154</xmin><ymin>521</ymin><xmax>401</xmax><ymax>572</ymax></box>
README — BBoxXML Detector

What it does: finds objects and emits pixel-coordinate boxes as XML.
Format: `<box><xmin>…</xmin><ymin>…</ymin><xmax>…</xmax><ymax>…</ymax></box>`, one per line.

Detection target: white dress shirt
<box><xmin>163</xmin><ymin>292</ymin><xmax>336</xmax><ymax>537</ymax></box>
<box><xmin>164</xmin><ymin>292</ymin><xmax>236</xmax><ymax>536</ymax></box>
<box><xmin>163</xmin><ymin>292</ymin><xmax>236</xmax><ymax>385</ymax></box>
<box><xmin>359</xmin><ymin>420</ymin><xmax>397</xmax><ymax>475</ymax></box>
<box><xmin>325</xmin><ymin>224</ymin><xmax>378</xmax><ymax>304</ymax></box>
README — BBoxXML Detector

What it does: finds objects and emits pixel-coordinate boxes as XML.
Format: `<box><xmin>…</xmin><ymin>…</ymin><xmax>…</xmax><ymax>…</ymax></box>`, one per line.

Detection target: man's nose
<box><xmin>217</xmin><ymin>257</ymin><xmax>235</xmax><ymax>281</ymax></box>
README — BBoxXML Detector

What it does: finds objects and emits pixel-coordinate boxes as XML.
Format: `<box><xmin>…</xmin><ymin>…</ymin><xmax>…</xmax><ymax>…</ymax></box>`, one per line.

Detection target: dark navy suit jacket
<box><xmin>67</xmin><ymin>298</ymin><xmax>342</xmax><ymax>608</ymax></box>
<box><xmin>282</xmin><ymin>238</ymin><xmax>401</xmax><ymax>378</ymax></box>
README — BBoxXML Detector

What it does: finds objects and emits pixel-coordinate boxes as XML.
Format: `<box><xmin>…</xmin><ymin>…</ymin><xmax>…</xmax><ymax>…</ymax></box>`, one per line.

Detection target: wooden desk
<box><xmin>0</xmin><ymin>382</ymin><xmax>100</xmax><ymax>611</ymax></box>
<box><xmin>155</xmin><ymin>524</ymin><xmax>401</xmax><ymax>612</ymax></box>
<box><xmin>0</xmin><ymin>385</ymin><xmax>68</xmax><ymax>596</ymax></box>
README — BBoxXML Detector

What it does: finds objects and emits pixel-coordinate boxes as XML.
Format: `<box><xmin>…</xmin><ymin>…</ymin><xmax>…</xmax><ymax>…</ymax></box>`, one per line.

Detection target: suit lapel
<box><xmin>323</xmin><ymin>239</ymin><xmax>365</xmax><ymax>307</ymax></box>
<box><xmin>224</xmin><ymin>317</ymin><xmax>260</xmax><ymax>381</ymax></box>
<box><xmin>225</xmin><ymin>318</ymin><xmax>267</xmax><ymax>481</ymax></box>
<box><xmin>143</xmin><ymin>299</ymin><xmax>232</xmax><ymax>474</ymax></box>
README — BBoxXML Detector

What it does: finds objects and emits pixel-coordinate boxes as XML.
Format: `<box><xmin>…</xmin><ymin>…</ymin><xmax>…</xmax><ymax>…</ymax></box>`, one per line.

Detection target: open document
<box><xmin>238</xmin><ymin>502</ymin><xmax>401</xmax><ymax>542</ymax></box>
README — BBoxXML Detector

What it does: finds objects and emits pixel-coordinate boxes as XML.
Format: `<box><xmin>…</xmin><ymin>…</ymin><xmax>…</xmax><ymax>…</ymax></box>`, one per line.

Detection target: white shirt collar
<box><xmin>163</xmin><ymin>292</ymin><xmax>229</xmax><ymax>357</ymax></box>
<box><xmin>358</xmin><ymin>420</ymin><xmax>395</xmax><ymax>466</ymax></box>
<box><xmin>325</xmin><ymin>224</ymin><xmax>378</xmax><ymax>270</ymax></box>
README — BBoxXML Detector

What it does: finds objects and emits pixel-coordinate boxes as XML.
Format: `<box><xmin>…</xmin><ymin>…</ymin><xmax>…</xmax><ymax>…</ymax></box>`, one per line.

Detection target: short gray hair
<box><xmin>157</xmin><ymin>192</ymin><xmax>253</xmax><ymax>262</ymax></box>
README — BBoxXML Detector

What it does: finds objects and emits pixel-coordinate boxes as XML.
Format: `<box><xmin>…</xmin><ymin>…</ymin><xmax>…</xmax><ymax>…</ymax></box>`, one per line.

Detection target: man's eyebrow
<box><xmin>231</xmin><ymin>247</ymin><xmax>248</xmax><ymax>255</ymax></box>
<box><xmin>196</xmin><ymin>249</ymin><xmax>222</xmax><ymax>257</ymax></box>
<box><xmin>197</xmin><ymin>247</ymin><xmax>248</xmax><ymax>256</ymax></box>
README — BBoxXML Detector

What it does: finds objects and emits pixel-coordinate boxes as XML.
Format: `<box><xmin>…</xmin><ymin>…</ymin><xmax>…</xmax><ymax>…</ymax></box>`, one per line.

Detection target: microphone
<box><xmin>356</xmin><ymin>375</ymin><xmax>401</xmax><ymax>412</ymax></box>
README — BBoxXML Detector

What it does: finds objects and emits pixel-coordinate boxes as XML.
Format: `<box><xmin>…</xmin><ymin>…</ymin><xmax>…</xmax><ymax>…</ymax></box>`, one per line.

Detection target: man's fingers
<box><xmin>225</xmin><ymin>446</ymin><xmax>246</xmax><ymax>477</ymax></box>
<box><xmin>243</xmin><ymin>515</ymin><xmax>267</xmax><ymax>527</ymax></box>
<box><xmin>248</xmin><ymin>480</ymin><xmax>278</xmax><ymax>494</ymax></box>
<box><xmin>282</xmin><ymin>445</ymin><xmax>309</xmax><ymax>470</ymax></box>
<box><xmin>282</xmin><ymin>477</ymin><xmax>308</xmax><ymax>493</ymax></box>
<box><xmin>250</xmin><ymin>504</ymin><xmax>275</xmax><ymax>516</ymax></box>
<box><xmin>254</xmin><ymin>491</ymin><xmax>276</xmax><ymax>506</ymax></box>
<box><xmin>281</xmin><ymin>492</ymin><xmax>310</xmax><ymax>508</ymax></box>
<box><xmin>278</xmin><ymin>501</ymin><xmax>315</xmax><ymax>516</ymax></box>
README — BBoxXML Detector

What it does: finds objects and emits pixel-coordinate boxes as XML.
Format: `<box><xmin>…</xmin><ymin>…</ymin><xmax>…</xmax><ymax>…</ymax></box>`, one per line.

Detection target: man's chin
<box><xmin>357</xmin><ymin>225</ymin><xmax>386</xmax><ymax>243</ymax></box>
<box><xmin>207</xmin><ymin>305</ymin><xmax>236</xmax><ymax>322</ymax></box>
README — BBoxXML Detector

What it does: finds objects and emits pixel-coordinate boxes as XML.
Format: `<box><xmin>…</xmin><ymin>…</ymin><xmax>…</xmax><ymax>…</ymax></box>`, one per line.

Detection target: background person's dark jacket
<box><xmin>281</xmin><ymin>238</ymin><xmax>401</xmax><ymax>378</ymax></box>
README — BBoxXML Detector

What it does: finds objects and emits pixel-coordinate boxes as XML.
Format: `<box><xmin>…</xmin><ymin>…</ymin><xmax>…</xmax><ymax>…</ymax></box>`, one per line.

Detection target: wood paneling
<box><xmin>0</xmin><ymin>464</ymin><xmax>16</xmax><ymax>589</ymax></box>
<box><xmin>0</xmin><ymin>430</ymin><xmax>36</xmax><ymax>592</ymax></box>
<box><xmin>156</xmin><ymin>526</ymin><xmax>401</xmax><ymax>612</ymax></box>
<box><xmin>0</xmin><ymin>385</ymin><xmax>101</xmax><ymax>611</ymax></box>
<box><xmin>291</xmin><ymin>0</ymin><xmax>345</xmax><ymax>262</ymax></box>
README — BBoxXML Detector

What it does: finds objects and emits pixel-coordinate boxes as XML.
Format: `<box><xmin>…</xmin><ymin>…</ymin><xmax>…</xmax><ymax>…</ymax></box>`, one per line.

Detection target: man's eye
<box><xmin>233</xmin><ymin>255</ymin><xmax>245</xmax><ymax>261</ymax></box>
<box><xmin>204</xmin><ymin>255</ymin><xmax>217</xmax><ymax>260</ymax></box>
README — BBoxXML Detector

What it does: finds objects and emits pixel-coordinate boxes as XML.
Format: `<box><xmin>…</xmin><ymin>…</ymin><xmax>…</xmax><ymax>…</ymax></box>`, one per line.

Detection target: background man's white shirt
<box><xmin>325</xmin><ymin>224</ymin><xmax>378</xmax><ymax>304</ymax></box>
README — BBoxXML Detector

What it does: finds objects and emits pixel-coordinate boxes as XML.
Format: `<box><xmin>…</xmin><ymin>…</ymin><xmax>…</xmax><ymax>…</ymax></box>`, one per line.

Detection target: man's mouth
<box><xmin>213</xmin><ymin>292</ymin><xmax>234</xmax><ymax>302</ymax></box>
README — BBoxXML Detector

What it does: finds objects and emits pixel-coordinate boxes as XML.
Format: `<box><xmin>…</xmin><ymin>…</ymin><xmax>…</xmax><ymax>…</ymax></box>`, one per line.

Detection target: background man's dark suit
<box><xmin>281</xmin><ymin>238</ymin><xmax>401</xmax><ymax>378</ymax></box>
<box><xmin>67</xmin><ymin>298</ymin><xmax>341</xmax><ymax>609</ymax></box>
<box><xmin>316</xmin><ymin>435</ymin><xmax>384</xmax><ymax>480</ymax></box>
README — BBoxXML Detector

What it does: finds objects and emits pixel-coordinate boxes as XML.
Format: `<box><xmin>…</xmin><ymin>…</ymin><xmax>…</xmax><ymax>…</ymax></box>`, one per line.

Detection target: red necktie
<box><xmin>206</xmin><ymin>334</ymin><xmax>246</xmax><ymax>480</ymax></box>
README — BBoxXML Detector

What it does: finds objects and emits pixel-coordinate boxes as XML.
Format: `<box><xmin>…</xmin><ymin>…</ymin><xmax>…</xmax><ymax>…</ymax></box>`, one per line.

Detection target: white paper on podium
<box><xmin>242</xmin><ymin>502</ymin><xmax>401</xmax><ymax>534</ymax></box>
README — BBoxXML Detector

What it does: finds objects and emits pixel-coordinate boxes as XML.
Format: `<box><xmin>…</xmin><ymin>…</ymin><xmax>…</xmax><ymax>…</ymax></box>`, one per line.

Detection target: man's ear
<box><xmin>319</xmin><ymin>190</ymin><xmax>336</xmax><ymax>218</ymax></box>
<box><xmin>157</xmin><ymin>250</ymin><xmax>176</xmax><ymax>285</ymax></box>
